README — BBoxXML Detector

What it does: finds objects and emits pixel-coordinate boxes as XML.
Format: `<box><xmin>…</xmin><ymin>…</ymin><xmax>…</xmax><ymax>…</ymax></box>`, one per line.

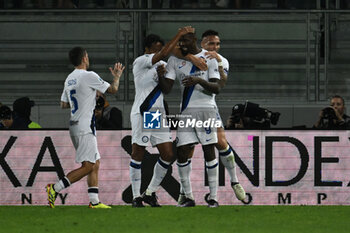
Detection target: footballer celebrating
<box><xmin>129</xmin><ymin>26</ymin><xmax>194</xmax><ymax>207</ymax></box>
<box><xmin>158</xmin><ymin>31</ymin><xmax>221</xmax><ymax>207</ymax></box>
<box><xmin>201</xmin><ymin>30</ymin><xmax>246</xmax><ymax>202</ymax></box>
<box><xmin>46</xmin><ymin>47</ymin><xmax>124</xmax><ymax>208</ymax></box>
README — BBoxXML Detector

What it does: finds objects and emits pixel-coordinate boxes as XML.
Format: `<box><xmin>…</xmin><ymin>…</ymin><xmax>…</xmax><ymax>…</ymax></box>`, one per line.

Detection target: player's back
<box><xmin>131</xmin><ymin>54</ymin><xmax>166</xmax><ymax>115</ymax></box>
<box><xmin>62</xmin><ymin>69</ymin><xmax>109</xmax><ymax>136</ymax></box>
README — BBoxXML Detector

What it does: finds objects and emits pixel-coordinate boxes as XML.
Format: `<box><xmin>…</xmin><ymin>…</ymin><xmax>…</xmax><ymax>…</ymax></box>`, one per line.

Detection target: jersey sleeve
<box><xmin>165</xmin><ymin>56</ymin><xmax>177</xmax><ymax>81</ymax></box>
<box><xmin>134</xmin><ymin>54</ymin><xmax>154</xmax><ymax>70</ymax></box>
<box><xmin>60</xmin><ymin>84</ymin><xmax>69</xmax><ymax>103</ymax></box>
<box><xmin>207</xmin><ymin>58</ymin><xmax>220</xmax><ymax>80</ymax></box>
<box><xmin>222</xmin><ymin>57</ymin><xmax>229</xmax><ymax>76</ymax></box>
<box><xmin>86</xmin><ymin>72</ymin><xmax>111</xmax><ymax>93</ymax></box>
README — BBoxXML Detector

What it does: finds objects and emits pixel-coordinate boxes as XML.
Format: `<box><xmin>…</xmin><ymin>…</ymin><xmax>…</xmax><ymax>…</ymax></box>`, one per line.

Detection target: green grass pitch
<box><xmin>0</xmin><ymin>205</ymin><xmax>349</xmax><ymax>233</ymax></box>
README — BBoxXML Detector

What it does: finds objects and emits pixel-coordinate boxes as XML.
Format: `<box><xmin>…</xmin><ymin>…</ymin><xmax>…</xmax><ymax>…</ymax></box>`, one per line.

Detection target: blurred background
<box><xmin>0</xmin><ymin>0</ymin><xmax>349</xmax><ymax>128</ymax></box>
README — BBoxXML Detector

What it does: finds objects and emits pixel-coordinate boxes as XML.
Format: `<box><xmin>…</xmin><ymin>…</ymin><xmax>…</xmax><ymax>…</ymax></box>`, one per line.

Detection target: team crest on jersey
<box><xmin>68</xmin><ymin>79</ymin><xmax>77</xmax><ymax>86</ymax></box>
<box><xmin>178</xmin><ymin>61</ymin><xmax>186</xmax><ymax>69</ymax></box>
<box><xmin>142</xmin><ymin>136</ymin><xmax>149</xmax><ymax>143</ymax></box>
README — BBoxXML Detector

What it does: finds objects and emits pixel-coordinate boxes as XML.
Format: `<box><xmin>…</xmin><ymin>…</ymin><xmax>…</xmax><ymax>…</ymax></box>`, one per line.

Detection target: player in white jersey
<box><xmin>46</xmin><ymin>47</ymin><xmax>125</xmax><ymax>208</ymax></box>
<box><xmin>158</xmin><ymin>32</ymin><xmax>222</xmax><ymax>207</ymax></box>
<box><xmin>200</xmin><ymin>30</ymin><xmax>246</xmax><ymax>202</ymax></box>
<box><xmin>130</xmin><ymin>27</ymin><xmax>195</xmax><ymax>208</ymax></box>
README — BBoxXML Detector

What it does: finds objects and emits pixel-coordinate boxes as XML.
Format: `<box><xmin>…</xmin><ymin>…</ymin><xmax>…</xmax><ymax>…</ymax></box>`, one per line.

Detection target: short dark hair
<box><xmin>202</xmin><ymin>30</ymin><xmax>219</xmax><ymax>39</ymax></box>
<box><xmin>331</xmin><ymin>95</ymin><xmax>345</xmax><ymax>105</ymax></box>
<box><xmin>180</xmin><ymin>32</ymin><xmax>197</xmax><ymax>42</ymax></box>
<box><xmin>69</xmin><ymin>47</ymin><xmax>86</xmax><ymax>66</ymax></box>
<box><xmin>0</xmin><ymin>105</ymin><xmax>12</xmax><ymax>120</ymax></box>
<box><xmin>144</xmin><ymin>34</ymin><xmax>164</xmax><ymax>50</ymax></box>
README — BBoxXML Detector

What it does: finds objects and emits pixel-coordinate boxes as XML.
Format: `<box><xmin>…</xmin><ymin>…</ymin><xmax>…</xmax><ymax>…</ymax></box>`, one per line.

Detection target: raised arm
<box><xmin>106</xmin><ymin>62</ymin><xmax>125</xmax><ymax>94</ymax></box>
<box><xmin>205</xmin><ymin>51</ymin><xmax>227</xmax><ymax>88</ymax></box>
<box><xmin>172</xmin><ymin>47</ymin><xmax>208</xmax><ymax>71</ymax></box>
<box><xmin>152</xmin><ymin>26</ymin><xmax>195</xmax><ymax>65</ymax></box>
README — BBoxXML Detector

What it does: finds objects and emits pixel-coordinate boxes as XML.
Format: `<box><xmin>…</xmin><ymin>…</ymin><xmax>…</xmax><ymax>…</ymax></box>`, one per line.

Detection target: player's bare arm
<box><xmin>60</xmin><ymin>101</ymin><xmax>70</xmax><ymax>109</ymax></box>
<box><xmin>182</xmin><ymin>76</ymin><xmax>221</xmax><ymax>94</ymax></box>
<box><xmin>152</xmin><ymin>26</ymin><xmax>195</xmax><ymax>65</ymax></box>
<box><xmin>172</xmin><ymin>47</ymin><xmax>208</xmax><ymax>71</ymax></box>
<box><xmin>157</xmin><ymin>64</ymin><xmax>174</xmax><ymax>94</ymax></box>
<box><xmin>107</xmin><ymin>62</ymin><xmax>125</xmax><ymax>94</ymax></box>
<box><xmin>205</xmin><ymin>51</ymin><xmax>227</xmax><ymax>88</ymax></box>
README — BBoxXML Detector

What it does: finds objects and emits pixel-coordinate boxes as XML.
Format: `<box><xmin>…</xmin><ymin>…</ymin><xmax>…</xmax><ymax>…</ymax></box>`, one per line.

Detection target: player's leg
<box><xmin>130</xmin><ymin>143</ymin><xmax>146</xmax><ymax>207</ymax></box>
<box><xmin>143</xmin><ymin>141</ymin><xmax>173</xmax><ymax>207</ymax></box>
<box><xmin>196</xmin><ymin>109</ymin><xmax>219</xmax><ymax>207</ymax></box>
<box><xmin>86</xmin><ymin>160</ymin><xmax>111</xmax><ymax>208</ymax></box>
<box><xmin>46</xmin><ymin>134</ymin><xmax>96</xmax><ymax>208</ymax></box>
<box><xmin>203</xmin><ymin>144</ymin><xmax>219</xmax><ymax>207</ymax></box>
<box><xmin>176</xmin><ymin>144</ymin><xmax>196</xmax><ymax>207</ymax></box>
<box><xmin>178</xmin><ymin>149</ymin><xmax>194</xmax><ymax>205</ymax></box>
<box><xmin>175</xmin><ymin>110</ymin><xmax>198</xmax><ymax>207</ymax></box>
<box><xmin>130</xmin><ymin>113</ymin><xmax>148</xmax><ymax>207</ymax></box>
<box><xmin>215</xmin><ymin>127</ymin><xmax>246</xmax><ymax>201</ymax></box>
<box><xmin>46</xmin><ymin>161</ymin><xmax>94</xmax><ymax>208</ymax></box>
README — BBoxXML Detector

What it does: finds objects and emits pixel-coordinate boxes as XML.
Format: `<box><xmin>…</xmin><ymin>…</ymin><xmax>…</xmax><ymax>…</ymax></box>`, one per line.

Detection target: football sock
<box><xmin>219</xmin><ymin>145</ymin><xmax>238</xmax><ymax>183</ymax></box>
<box><xmin>206</xmin><ymin>159</ymin><xmax>218</xmax><ymax>201</ymax></box>
<box><xmin>54</xmin><ymin>176</ymin><xmax>71</xmax><ymax>193</ymax></box>
<box><xmin>177</xmin><ymin>159</ymin><xmax>193</xmax><ymax>200</ymax></box>
<box><xmin>88</xmin><ymin>187</ymin><xmax>99</xmax><ymax>205</ymax></box>
<box><xmin>146</xmin><ymin>158</ymin><xmax>170</xmax><ymax>195</ymax></box>
<box><xmin>129</xmin><ymin>159</ymin><xmax>142</xmax><ymax>199</ymax></box>
<box><xmin>179</xmin><ymin>183</ymin><xmax>184</xmax><ymax>194</ymax></box>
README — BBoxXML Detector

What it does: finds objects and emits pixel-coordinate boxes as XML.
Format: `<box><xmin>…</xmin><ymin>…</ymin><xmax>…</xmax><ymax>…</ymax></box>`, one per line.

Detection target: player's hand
<box><xmin>157</xmin><ymin>64</ymin><xmax>166</xmax><ymax>78</ymax></box>
<box><xmin>109</xmin><ymin>62</ymin><xmax>125</xmax><ymax>79</ymax></box>
<box><xmin>178</xmin><ymin>26</ymin><xmax>195</xmax><ymax>36</ymax></box>
<box><xmin>187</xmin><ymin>55</ymin><xmax>208</xmax><ymax>71</ymax></box>
<box><xmin>182</xmin><ymin>76</ymin><xmax>200</xmax><ymax>86</ymax></box>
<box><xmin>205</xmin><ymin>51</ymin><xmax>221</xmax><ymax>62</ymax></box>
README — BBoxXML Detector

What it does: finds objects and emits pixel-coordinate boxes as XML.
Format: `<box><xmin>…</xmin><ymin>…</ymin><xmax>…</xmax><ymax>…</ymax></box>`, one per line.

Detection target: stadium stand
<box><xmin>0</xmin><ymin>8</ymin><xmax>349</xmax><ymax>128</ymax></box>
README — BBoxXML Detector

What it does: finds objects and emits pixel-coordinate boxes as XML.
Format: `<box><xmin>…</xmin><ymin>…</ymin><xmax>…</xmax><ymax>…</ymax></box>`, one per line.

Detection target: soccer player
<box><xmin>130</xmin><ymin>26</ymin><xmax>194</xmax><ymax>207</ymax></box>
<box><xmin>200</xmin><ymin>30</ymin><xmax>246</xmax><ymax>201</ymax></box>
<box><xmin>158</xmin><ymin>32</ymin><xmax>222</xmax><ymax>207</ymax></box>
<box><xmin>46</xmin><ymin>47</ymin><xmax>125</xmax><ymax>208</ymax></box>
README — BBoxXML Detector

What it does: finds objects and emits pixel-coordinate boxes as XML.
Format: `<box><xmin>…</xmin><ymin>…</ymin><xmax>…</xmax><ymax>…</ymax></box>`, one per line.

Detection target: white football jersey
<box><xmin>165</xmin><ymin>49</ymin><xmax>220</xmax><ymax>111</ymax></box>
<box><xmin>61</xmin><ymin>69</ymin><xmax>110</xmax><ymax>136</ymax></box>
<box><xmin>131</xmin><ymin>53</ymin><xmax>167</xmax><ymax>116</ymax></box>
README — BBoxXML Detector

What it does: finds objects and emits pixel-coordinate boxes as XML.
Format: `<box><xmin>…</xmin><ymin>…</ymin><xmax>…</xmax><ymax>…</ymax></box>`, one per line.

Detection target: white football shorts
<box><xmin>70</xmin><ymin>133</ymin><xmax>101</xmax><ymax>163</ymax></box>
<box><xmin>131</xmin><ymin>113</ymin><xmax>172</xmax><ymax>147</ymax></box>
<box><xmin>176</xmin><ymin>108</ymin><xmax>218</xmax><ymax>147</ymax></box>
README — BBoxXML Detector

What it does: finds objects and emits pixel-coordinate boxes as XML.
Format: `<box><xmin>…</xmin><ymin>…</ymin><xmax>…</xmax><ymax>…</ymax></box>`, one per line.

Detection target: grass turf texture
<box><xmin>0</xmin><ymin>206</ymin><xmax>349</xmax><ymax>233</ymax></box>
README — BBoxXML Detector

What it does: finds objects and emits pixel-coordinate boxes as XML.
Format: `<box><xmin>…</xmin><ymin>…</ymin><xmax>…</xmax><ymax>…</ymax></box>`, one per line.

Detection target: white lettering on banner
<box><xmin>0</xmin><ymin>130</ymin><xmax>350</xmax><ymax>206</ymax></box>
